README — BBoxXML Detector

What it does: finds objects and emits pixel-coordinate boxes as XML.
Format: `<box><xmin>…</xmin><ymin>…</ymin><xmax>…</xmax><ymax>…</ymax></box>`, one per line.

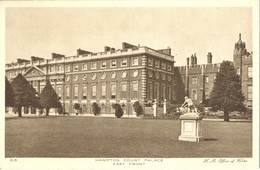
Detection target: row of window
<box><xmin>147</xmin><ymin>58</ymin><xmax>172</xmax><ymax>71</ymax></box>
<box><xmin>65</xmin><ymin>70</ymin><xmax>139</xmax><ymax>82</ymax></box>
<box><xmin>147</xmin><ymin>81</ymin><xmax>172</xmax><ymax>101</ymax></box>
<box><xmin>48</xmin><ymin>57</ymin><xmax>139</xmax><ymax>73</ymax></box>
<box><xmin>190</xmin><ymin>85</ymin><xmax>252</xmax><ymax>102</ymax></box>
<box><xmin>55</xmin><ymin>81</ymin><xmax>139</xmax><ymax>100</ymax></box>
<box><xmin>236</xmin><ymin>66</ymin><xmax>252</xmax><ymax>79</ymax></box>
<box><xmin>182</xmin><ymin>75</ymin><xmax>216</xmax><ymax>85</ymax></box>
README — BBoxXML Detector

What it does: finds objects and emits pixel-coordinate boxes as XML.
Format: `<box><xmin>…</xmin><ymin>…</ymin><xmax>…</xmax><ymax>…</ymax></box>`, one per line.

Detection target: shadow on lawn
<box><xmin>203</xmin><ymin>138</ymin><xmax>218</xmax><ymax>141</ymax></box>
<box><xmin>5</xmin><ymin>115</ymin><xmax>64</xmax><ymax>120</ymax></box>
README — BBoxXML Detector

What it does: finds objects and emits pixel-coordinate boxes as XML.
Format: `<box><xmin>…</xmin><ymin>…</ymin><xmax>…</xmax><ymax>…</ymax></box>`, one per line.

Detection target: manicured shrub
<box><xmin>74</xmin><ymin>103</ymin><xmax>80</xmax><ymax>115</ymax></box>
<box><xmin>57</xmin><ymin>107</ymin><xmax>63</xmax><ymax>115</ymax></box>
<box><xmin>113</xmin><ymin>103</ymin><xmax>123</xmax><ymax>118</ymax></box>
<box><xmin>133</xmin><ymin>101</ymin><xmax>143</xmax><ymax>116</ymax></box>
<box><xmin>92</xmin><ymin>102</ymin><xmax>101</xmax><ymax>115</ymax></box>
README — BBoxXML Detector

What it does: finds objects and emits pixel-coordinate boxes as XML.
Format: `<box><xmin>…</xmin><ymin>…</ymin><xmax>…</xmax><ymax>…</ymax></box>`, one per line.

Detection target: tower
<box><xmin>233</xmin><ymin>33</ymin><xmax>247</xmax><ymax>76</ymax></box>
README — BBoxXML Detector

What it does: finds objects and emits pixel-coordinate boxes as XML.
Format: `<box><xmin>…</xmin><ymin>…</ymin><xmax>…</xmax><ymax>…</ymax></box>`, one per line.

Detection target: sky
<box><xmin>5</xmin><ymin>7</ymin><xmax>252</xmax><ymax>66</ymax></box>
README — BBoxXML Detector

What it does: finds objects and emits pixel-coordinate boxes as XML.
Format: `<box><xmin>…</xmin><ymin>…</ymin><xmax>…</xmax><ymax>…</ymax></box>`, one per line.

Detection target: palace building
<box><xmin>5</xmin><ymin>42</ymin><xmax>175</xmax><ymax>116</ymax></box>
<box><xmin>175</xmin><ymin>33</ymin><xmax>253</xmax><ymax>108</ymax></box>
<box><xmin>5</xmin><ymin>34</ymin><xmax>252</xmax><ymax>116</ymax></box>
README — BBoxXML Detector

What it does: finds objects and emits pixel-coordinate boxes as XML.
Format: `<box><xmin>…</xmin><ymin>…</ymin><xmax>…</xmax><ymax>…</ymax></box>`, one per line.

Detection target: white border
<box><xmin>1</xmin><ymin>1</ymin><xmax>259</xmax><ymax>169</ymax></box>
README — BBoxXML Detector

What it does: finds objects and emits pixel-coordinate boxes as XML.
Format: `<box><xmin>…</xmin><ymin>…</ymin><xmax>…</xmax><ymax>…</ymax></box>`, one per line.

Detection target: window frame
<box><xmin>82</xmin><ymin>63</ymin><xmax>88</xmax><ymax>70</ymax></box>
<box><xmin>91</xmin><ymin>62</ymin><xmax>97</xmax><ymax>70</ymax></box>
<box><xmin>248</xmin><ymin>66</ymin><xmax>253</xmax><ymax>79</ymax></box>
<box><xmin>192</xmin><ymin>89</ymin><xmax>197</xmax><ymax>100</ymax></box>
<box><xmin>121</xmin><ymin>58</ymin><xmax>127</xmax><ymax>67</ymax></box>
<box><xmin>73</xmin><ymin>64</ymin><xmax>79</xmax><ymax>71</ymax></box>
<box><xmin>110</xmin><ymin>60</ymin><xmax>117</xmax><ymax>68</ymax></box>
<box><xmin>132</xmin><ymin>57</ymin><xmax>138</xmax><ymax>66</ymax></box>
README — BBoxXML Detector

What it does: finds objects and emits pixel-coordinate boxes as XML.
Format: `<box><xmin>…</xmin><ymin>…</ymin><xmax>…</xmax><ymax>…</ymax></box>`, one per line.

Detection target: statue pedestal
<box><xmin>178</xmin><ymin>113</ymin><xmax>203</xmax><ymax>142</ymax></box>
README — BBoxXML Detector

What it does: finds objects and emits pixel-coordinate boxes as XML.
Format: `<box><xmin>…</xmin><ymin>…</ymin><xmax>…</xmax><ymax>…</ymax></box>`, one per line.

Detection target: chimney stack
<box><xmin>194</xmin><ymin>53</ymin><xmax>197</xmax><ymax>65</ymax></box>
<box><xmin>190</xmin><ymin>54</ymin><xmax>194</xmax><ymax>67</ymax></box>
<box><xmin>104</xmin><ymin>46</ymin><xmax>111</xmax><ymax>52</ymax></box>
<box><xmin>207</xmin><ymin>52</ymin><xmax>213</xmax><ymax>64</ymax></box>
<box><xmin>77</xmin><ymin>49</ymin><xmax>92</xmax><ymax>55</ymax></box>
<box><xmin>187</xmin><ymin>57</ymin><xmax>190</xmax><ymax>66</ymax></box>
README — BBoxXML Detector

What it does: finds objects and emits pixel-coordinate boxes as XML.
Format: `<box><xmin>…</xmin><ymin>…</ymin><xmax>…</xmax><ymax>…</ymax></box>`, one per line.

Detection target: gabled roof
<box><xmin>23</xmin><ymin>65</ymin><xmax>46</xmax><ymax>77</ymax></box>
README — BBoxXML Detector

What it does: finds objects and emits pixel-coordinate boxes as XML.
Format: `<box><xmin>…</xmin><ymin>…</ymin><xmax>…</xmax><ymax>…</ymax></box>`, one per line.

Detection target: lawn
<box><xmin>5</xmin><ymin>116</ymin><xmax>252</xmax><ymax>158</ymax></box>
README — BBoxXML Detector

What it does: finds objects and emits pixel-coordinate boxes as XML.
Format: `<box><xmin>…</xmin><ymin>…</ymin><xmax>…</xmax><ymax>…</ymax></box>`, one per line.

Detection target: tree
<box><xmin>40</xmin><ymin>79</ymin><xmax>61</xmax><ymax>116</ymax></box>
<box><xmin>133</xmin><ymin>101</ymin><xmax>143</xmax><ymax>116</ymax></box>
<box><xmin>11</xmin><ymin>74</ymin><xmax>40</xmax><ymax>117</ymax></box>
<box><xmin>113</xmin><ymin>103</ymin><xmax>123</xmax><ymax>118</ymax></box>
<box><xmin>74</xmin><ymin>103</ymin><xmax>80</xmax><ymax>115</ymax></box>
<box><xmin>5</xmin><ymin>76</ymin><xmax>14</xmax><ymax>107</ymax></box>
<box><xmin>92</xmin><ymin>102</ymin><xmax>100</xmax><ymax>115</ymax></box>
<box><xmin>209</xmin><ymin>61</ymin><xmax>245</xmax><ymax>121</ymax></box>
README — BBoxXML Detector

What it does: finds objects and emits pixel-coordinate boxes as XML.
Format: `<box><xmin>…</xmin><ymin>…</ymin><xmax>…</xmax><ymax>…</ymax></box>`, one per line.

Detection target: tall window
<box><xmin>121</xmin><ymin>58</ymin><xmax>127</xmax><ymax>67</ymax></box>
<box><xmin>192</xmin><ymin>89</ymin><xmax>197</xmax><ymax>100</ymax></box>
<box><xmin>168</xmin><ymin>85</ymin><xmax>171</xmax><ymax>100</ymax></box>
<box><xmin>132</xmin><ymin>57</ymin><xmax>138</xmax><ymax>66</ymax></box>
<box><xmin>82</xmin><ymin>63</ymin><xmax>87</xmax><ymax>70</ymax></box>
<box><xmin>66</xmin><ymin>86</ymin><xmax>70</xmax><ymax>99</ymax></box>
<box><xmin>91</xmin><ymin>85</ymin><xmax>96</xmax><ymax>98</ymax></box>
<box><xmin>154</xmin><ymin>83</ymin><xmax>159</xmax><ymax>99</ymax></box>
<box><xmin>121</xmin><ymin>82</ymin><xmax>127</xmax><ymax>99</ymax></box>
<box><xmin>82</xmin><ymin>85</ymin><xmax>87</xmax><ymax>99</ymax></box>
<box><xmin>111</xmin><ymin>83</ymin><xmax>116</xmax><ymax>99</ymax></box>
<box><xmin>148</xmin><ymin>81</ymin><xmax>153</xmax><ymax>99</ymax></box>
<box><xmin>192</xmin><ymin>77</ymin><xmax>197</xmax><ymax>84</ymax></box>
<box><xmin>205</xmin><ymin>87</ymin><xmax>209</xmax><ymax>99</ymax></box>
<box><xmin>205</xmin><ymin>76</ymin><xmax>209</xmax><ymax>83</ymax></box>
<box><xmin>247</xmin><ymin>85</ymin><xmax>252</xmax><ymax>101</ymax></box>
<box><xmin>248</xmin><ymin>66</ymin><xmax>252</xmax><ymax>79</ymax></box>
<box><xmin>162</xmin><ymin>84</ymin><xmax>166</xmax><ymax>99</ymax></box>
<box><xmin>101</xmin><ymin>83</ymin><xmax>106</xmax><ymax>98</ymax></box>
<box><xmin>74</xmin><ymin>86</ymin><xmax>78</xmax><ymax>99</ymax></box>
<box><xmin>132</xmin><ymin>81</ymin><xmax>138</xmax><ymax>99</ymax></box>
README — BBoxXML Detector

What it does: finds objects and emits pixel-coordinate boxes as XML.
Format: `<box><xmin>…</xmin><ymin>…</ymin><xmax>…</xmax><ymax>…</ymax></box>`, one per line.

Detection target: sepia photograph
<box><xmin>1</xmin><ymin>0</ymin><xmax>259</xmax><ymax>169</ymax></box>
